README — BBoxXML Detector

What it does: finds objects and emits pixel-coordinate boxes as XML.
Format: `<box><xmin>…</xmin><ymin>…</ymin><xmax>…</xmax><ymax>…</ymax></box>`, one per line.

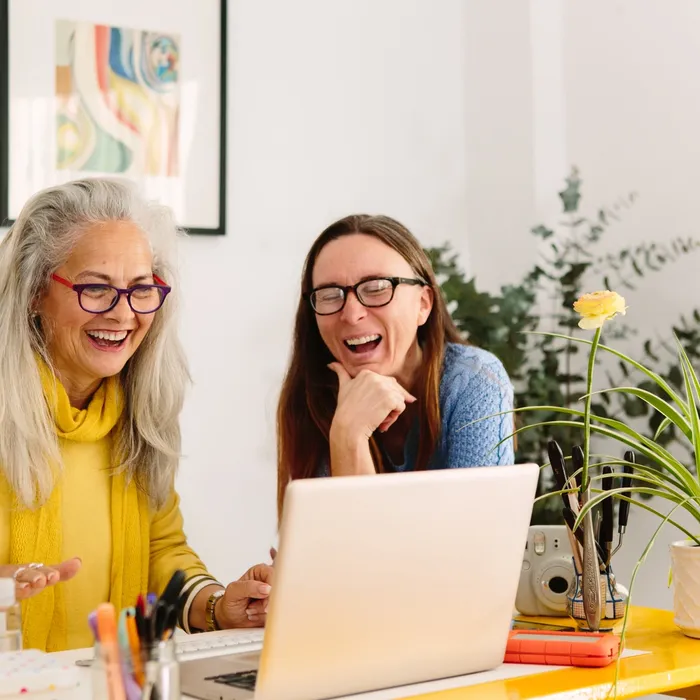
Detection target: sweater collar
<box><xmin>37</xmin><ymin>358</ymin><xmax>124</xmax><ymax>442</ymax></box>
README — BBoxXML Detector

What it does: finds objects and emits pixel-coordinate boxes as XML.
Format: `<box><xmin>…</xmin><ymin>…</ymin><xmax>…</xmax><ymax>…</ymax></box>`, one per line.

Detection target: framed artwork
<box><xmin>0</xmin><ymin>0</ymin><xmax>227</xmax><ymax>235</ymax></box>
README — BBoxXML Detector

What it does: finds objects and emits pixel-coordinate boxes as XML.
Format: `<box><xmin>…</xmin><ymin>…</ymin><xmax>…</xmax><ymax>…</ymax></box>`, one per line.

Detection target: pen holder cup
<box><xmin>566</xmin><ymin>561</ymin><xmax>628</xmax><ymax>630</ymax></box>
<box><xmin>141</xmin><ymin>638</ymin><xmax>180</xmax><ymax>700</ymax></box>
<box><xmin>87</xmin><ymin>643</ymin><xmax>108</xmax><ymax>700</ymax></box>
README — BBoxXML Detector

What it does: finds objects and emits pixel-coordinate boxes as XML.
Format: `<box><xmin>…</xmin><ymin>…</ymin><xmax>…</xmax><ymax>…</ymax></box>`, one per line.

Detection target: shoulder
<box><xmin>440</xmin><ymin>343</ymin><xmax>512</xmax><ymax>394</ymax></box>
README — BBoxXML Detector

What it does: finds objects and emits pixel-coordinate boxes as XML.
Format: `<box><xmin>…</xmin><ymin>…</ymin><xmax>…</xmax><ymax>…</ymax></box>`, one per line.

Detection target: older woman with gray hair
<box><xmin>0</xmin><ymin>178</ymin><xmax>270</xmax><ymax>652</ymax></box>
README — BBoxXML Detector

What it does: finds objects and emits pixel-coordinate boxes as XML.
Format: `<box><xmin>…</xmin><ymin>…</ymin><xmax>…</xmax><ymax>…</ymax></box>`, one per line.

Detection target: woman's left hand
<box><xmin>215</xmin><ymin>563</ymin><xmax>274</xmax><ymax>628</ymax></box>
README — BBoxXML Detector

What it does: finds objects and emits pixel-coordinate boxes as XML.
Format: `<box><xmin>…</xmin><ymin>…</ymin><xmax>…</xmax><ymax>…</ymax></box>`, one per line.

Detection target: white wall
<box><xmin>175</xmin><ymin>0</ymin><xmax>475</xmax><ymax>584</ymax></box>
<box><xmin>463</xmin><ymin>0</ymin><xmax>700</xmax><ymax>616</ymax></box>
<box><xmin>561</xmin><ymin>0</ymin><xmax>700</xmax><ymax>612</ymax></box>
<box><xmin>0</xmin><ymin>0</ymin><xmax>474</xmax><ymax>583</ymax></box>
<box><xmin>3</xmin><ymin>0</ymin><xmax>695</xmax><ymax>626</ymax></box>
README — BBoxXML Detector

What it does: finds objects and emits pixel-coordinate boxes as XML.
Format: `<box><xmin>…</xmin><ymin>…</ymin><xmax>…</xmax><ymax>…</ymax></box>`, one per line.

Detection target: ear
<box><xmin>417</xmin><ymin>285</ymin><xmax>433</xmax><ymax>327</ymax></box>
<box><xmin>30</xmin><ymin>295</ymin><xmax>41</xmax><ymax>318</ymax></box>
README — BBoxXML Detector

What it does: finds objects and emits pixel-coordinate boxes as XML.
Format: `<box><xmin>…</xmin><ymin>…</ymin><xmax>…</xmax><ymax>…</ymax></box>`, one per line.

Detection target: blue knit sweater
<box><xmin>377</xmin><ymin>343</ymin><xmax>515</xmax><ymax>471</ymax></box>
<box><xmin>317</xmin><ymin>343</ymin><xmax>514</xmax><ymax>475</ymax></box>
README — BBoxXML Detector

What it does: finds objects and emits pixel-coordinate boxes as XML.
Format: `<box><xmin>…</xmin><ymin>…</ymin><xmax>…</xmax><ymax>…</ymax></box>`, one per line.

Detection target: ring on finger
<box><xmin>28</xmin><ymin>562</ymin><xmax>44</xmax><ymax>569</ymax></box>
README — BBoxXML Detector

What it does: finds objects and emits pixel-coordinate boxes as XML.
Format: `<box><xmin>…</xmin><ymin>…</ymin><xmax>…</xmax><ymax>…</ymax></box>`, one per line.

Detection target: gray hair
<box><xmin>0</xmin><ymin>178</ymin><xmax>189</xmax><ymax>509</ymax></box>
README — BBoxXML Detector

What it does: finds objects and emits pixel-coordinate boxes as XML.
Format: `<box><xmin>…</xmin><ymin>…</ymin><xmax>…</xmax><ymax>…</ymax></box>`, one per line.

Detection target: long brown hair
<box><xmin>276</xmin><ymin>214</ymin><xmax>464</xmax><ymax>518</ymax></box>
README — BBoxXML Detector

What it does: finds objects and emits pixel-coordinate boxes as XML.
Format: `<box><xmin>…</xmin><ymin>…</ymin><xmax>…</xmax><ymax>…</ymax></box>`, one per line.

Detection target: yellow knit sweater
<box><xmin>0</xmin><ymin>365</ymin><xmax>210</xmax><ymax>651</ymax></box>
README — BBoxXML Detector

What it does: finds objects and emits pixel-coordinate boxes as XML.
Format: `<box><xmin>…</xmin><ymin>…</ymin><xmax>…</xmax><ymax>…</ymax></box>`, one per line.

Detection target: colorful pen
<box><xmin>96</xmin><ymin>603</ymin><xmax>127</xmax><ymax>700</ymax></box>
<box><xmin>118</xmin><ymin>608</ymin><xmax>142</xmax><ymax>700</ymax></box>
<box><xmin>126</xmin><ymin>612</ymin><xmax>145</xmax><ymax>687</ymax></box>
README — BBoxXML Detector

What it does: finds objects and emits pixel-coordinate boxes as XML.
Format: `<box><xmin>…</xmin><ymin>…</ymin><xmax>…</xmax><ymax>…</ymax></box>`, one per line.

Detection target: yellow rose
<box><xmin>573</xmin><ymin>290</ymin><xmax>627</xmax><ymax>330</ymax></box>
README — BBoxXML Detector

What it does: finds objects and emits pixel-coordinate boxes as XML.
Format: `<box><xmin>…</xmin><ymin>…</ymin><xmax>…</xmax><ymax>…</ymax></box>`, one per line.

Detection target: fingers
<box><xmin>224</xmin><ymin>577</ymin><xmax>272</xmax><ymax>626</ymax></box>
<box><xmin>20</xmin><ymin>565</ymin><xmax>58</xmax><ymax>586</ymax></box>
<box><xmin>244</xmin><ymin>563</ymin><xmax>274</xmax><ymax>585</ymax></box>
<box><xmin>377</xmin><ymin>385</ymin><xmax>414</xmax><ymax>432</ymax></box>
<box><xmin>269</xmin><ymin>547</ymin><xmax>277</xmax><ymax>563</ymax></box>
<box><xmin>328</xmin><ymin>362</ymin><xmax>352</xmax><ymax>387</ymax></box>
<box><xmin>246</xmin><ymin>599</ymin><xmax>267</xmax><ymax>615</ymax></box>
<box><xmin>56</xmin><ymin>557</ymin><xmax>82</xmax><ymax>582</ymax></box>
<box><xmin>378</xmin><ymin>409</ymin><xmax>402</xmax><ymax>433</ymax></box>
<box><xmin>13</xmin><ymin>565</ymin><xmax>58</xmax><ymax>598</ymax></box>
<box><xmin>400</xmin><ymin>386</ymin><xmax>417</xmax><ymax>403</ymax></box>
<box><xmin>5</xmin><ymin>558</ymin><xmax>82</xmax><ymax>601</ymax></box>
<box><xmin>331</xmin><ymin>365</ymin><xmax>417</xmax><ymax>402</ymax></box>
<box><xmin>227</xmin><ymin>578</ymin><xmax>272</xmax><ymax>601</ymax></box>
<box><xmin>245</xmin><ymin>598</ymin><xmax>268</xmax><ymax>623</ymax></box>
<box><xmin>330</xmin><ymin>367</ymin><xmax>418</xmax><ymax>438</ymax></box>
<box><xmin>239</xmin><ymin>613</ymin><xmax>267</xmax><ymax>628</ymax></box>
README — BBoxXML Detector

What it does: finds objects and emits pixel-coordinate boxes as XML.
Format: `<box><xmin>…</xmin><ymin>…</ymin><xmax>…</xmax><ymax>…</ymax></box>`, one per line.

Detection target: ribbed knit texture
<box><xmin>392</xmin><ymin>342</ymin><xmax>515</xmax><ymax>471</ymax></box>
<box><xmin>325</xmin><ymin>343</ymin><xmax>515</xmax><ymax>473</ymax></box>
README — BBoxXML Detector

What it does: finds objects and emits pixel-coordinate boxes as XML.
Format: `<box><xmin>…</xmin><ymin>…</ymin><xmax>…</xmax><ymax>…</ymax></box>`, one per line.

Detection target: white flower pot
<box><xmin>670</xmin><ymin>540</ymin><xmax>700</xmax><ymax>638</ymax></box>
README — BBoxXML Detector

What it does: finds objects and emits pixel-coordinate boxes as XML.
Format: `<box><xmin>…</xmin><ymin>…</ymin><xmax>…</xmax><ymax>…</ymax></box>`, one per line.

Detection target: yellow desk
<box><xmin>405</xmin><ymin>607</ymin><xmax>700</xmax><ymax>700</ymax></box>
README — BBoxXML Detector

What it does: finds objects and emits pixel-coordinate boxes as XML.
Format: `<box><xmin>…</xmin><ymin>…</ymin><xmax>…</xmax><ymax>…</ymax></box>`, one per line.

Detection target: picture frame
<box><xmin>0</xmin><ymin>0</ymin><xmax>227</xmax><ymax>235</ymax></box>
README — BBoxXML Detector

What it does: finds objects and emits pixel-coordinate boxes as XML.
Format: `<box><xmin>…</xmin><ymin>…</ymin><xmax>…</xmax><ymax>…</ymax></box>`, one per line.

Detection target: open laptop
<box><xmin>181</xmin><ymin>463</ymin><xmax>539</xmax><ymax>700</ymax></box>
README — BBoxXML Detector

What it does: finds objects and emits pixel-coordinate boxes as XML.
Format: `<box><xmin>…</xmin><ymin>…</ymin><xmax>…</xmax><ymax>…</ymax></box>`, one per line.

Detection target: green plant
<box><xmin>426</xmin><ymin>167</ymin><xmax>700</xmax><ymax>523</ymax></box>
<box><xmin>518</xmin><ymin>327</ymin><xmax>700</xmax><ymax>541</ymax></box>
<box><xmin>505</xmin><ymin>315</ymin><xmax>700</xmax><ymax>697</ymax></box>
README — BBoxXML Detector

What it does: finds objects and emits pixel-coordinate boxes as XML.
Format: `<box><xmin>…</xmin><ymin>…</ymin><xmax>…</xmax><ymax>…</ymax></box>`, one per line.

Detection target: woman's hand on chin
<box><xmin>328</xmin><ymin>363</ymin><xmax>415</xmax><ymax>475</ymax></box>
<box><xmin>329</xmin><ymin>362</ymin><xmax>415</xmax><ymax>439</ymax></box>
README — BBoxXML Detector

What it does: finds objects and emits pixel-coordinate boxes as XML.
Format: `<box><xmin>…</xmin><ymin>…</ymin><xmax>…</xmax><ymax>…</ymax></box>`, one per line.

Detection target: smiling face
<box><xmin>38</xmin><ymin>220</ymin><xmax>157</xmax><ymax>401</ymax></box>
<box><xmin>311</xmin><ymin>234</ymin><xmax>433</xmax><ymax>383</ymax></box>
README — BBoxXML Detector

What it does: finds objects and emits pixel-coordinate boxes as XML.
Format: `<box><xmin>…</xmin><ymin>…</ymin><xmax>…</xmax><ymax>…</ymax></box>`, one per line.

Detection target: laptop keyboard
<box><xmin>207</xmin><ymin>670</ymin><xmax>258</xmax><ymax>691</ymax></box>
<box><xmin>174</xmin><ymin>629</ymin><xmax>264</xmax><ymax>659</ymax></box>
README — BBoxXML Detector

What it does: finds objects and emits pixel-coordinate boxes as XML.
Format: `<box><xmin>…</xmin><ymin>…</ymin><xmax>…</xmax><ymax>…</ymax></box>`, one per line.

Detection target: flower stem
<box><xmin>582</xmin><ymin>326</ymin><xmax>602</xmax><ymax>492</ymax></box>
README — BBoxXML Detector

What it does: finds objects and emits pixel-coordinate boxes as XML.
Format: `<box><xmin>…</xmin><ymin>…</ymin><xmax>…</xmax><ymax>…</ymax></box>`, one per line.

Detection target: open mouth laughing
<box><xmin>344</xmin><ymin>334</ymin><xmax>382</xmax><ymax>354</ymax></box>
<box><xmin>85</xmin><ymin>329</ymin><xmax>132</xmax><ymax>351</ymax></box>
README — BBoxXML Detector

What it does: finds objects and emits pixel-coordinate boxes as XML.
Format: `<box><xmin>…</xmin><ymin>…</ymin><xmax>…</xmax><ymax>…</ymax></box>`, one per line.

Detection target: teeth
<box><xmin>86</xmin><ymin>330</ymin><xmax>128</xmax><ymax>341</ymax></box>
<box><xmin>345</xmin><ymin>334</ymin><xmax>380</xmax><ymax>346</ymax></box>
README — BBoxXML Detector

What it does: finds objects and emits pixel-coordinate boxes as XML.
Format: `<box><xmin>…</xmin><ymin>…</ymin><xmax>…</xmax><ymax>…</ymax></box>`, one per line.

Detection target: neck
<box><xmin>395</xmin><ymin>341</ymin><xmax>423</xmax><ymax>391</ymax></box>
<box><xmin>52</xmin><ymin>368</ymin><xmax>102</xmax><ymax>410</ymax></box>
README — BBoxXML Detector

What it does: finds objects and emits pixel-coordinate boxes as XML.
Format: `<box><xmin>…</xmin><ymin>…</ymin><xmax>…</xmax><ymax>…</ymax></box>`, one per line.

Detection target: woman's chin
<box><xmin>82</xmin><ymin>354</ymin><xmax>131</xmax><ymax>381</ymax></box>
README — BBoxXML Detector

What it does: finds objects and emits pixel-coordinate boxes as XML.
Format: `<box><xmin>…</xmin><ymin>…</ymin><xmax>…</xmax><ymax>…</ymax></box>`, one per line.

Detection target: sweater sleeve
<box><xmin>442</xmin><ymin>351</ymin><xmax>515</xmax><ymax>467</ymax></box>
<box><xmin>149</xmin><ymin>489</ymin><xmax>220</xmax><ymax>632</ymax></box>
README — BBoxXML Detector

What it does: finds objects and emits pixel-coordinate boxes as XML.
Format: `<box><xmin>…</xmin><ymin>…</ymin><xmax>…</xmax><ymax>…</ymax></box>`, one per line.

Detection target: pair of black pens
<box><xmin>547</xmin><ymin>440</ymin><xmax>634</xmax><ymax>572</ymax></box>
<box><xmin>134</xmin><ymin>569</ymin><xmax>187</xmax><ymax>646</ymax></box>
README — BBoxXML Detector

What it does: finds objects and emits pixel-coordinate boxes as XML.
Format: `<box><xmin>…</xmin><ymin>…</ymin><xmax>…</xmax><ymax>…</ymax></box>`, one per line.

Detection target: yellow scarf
<box><xmin>10</xmin><ymin>363</ymin><xmax>151</xmax><ymax>651</ymax></box>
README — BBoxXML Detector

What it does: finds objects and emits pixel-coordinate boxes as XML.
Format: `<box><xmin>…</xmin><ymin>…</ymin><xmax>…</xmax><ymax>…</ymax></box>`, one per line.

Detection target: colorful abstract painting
<box><xmin>55</xmin><ymin>20</ymin><xmax>180</xmax><ymax>176</ymax></box>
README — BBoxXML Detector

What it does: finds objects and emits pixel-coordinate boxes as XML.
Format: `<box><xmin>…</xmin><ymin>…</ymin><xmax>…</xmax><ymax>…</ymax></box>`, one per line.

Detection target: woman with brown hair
<box><xmin>276</xmin><ymin>214</ymin><xmax>514</xmax><ymax>515</ymax></box>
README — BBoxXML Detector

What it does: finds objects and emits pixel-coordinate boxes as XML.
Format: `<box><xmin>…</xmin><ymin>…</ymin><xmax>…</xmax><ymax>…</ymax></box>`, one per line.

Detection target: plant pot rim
<box><xmin>670</xmin><ymin>539</ymin><xmax>700</xmax><ymax>548</ymax></box>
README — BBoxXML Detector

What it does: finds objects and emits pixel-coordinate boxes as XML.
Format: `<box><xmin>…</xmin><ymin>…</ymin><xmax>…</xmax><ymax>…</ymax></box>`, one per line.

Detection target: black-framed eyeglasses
<box><xmin>51</xmin><ymin>273</ymin><xmax>172</xmax><ymax>314</ymax></box>
<box><xmin>307</xmin><ymin>276</ymin><xmax>427</xmax><ymax>316</ymax></box>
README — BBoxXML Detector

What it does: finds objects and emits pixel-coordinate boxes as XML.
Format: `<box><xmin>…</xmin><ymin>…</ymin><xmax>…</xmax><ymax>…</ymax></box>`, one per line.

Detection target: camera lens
<box><xmin>549</xmin><ymin>576</ymin><xmax>569</xmax><ymax>594</ymax></box>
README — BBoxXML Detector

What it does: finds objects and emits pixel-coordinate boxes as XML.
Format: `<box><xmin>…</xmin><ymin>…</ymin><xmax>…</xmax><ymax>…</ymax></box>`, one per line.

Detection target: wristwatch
<box><xmin>205</xmin><ymin>589</ymin><xmax>225</xmax><ymax>631</ymax></box>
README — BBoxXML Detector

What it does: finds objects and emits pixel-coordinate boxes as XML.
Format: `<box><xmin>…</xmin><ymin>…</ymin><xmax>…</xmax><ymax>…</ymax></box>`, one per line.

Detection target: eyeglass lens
<box><xmin>79</xmin><ymin>285</ymin><xmax>166</xmax><ymax>313</ymax></box>
<box><xmin>312</xmin><ymin>278</ymin><xmax>394</xmax><ymax>314</ymax></box>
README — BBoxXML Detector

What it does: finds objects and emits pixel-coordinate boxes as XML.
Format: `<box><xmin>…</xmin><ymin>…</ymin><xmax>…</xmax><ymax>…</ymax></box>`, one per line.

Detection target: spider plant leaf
<box><xmin>489</xmin><ymin>418</ymin><xmax>700</xmax><ymax>497</ymax></box>
<box><xmin>584</xmin><ymin>386</ymin><xmax>691</xmax><ymax>441</ymax></box>
<box><xmin>675</xmin><ymin>337</ymin><xmax>700</xmax><ymax>479</ymax></box>
<box><xmin>523</xmin><ymin>331</ymin><xmax>689</xmax><ymax>415</ymax></box>
<box><xmin>612</xmin><ymin>499</ymin><xmax>694</xmax><ymax>696</ymax></box>
<box><xmin>572</xmin><ymin>487</ymin><xmax>700</xmax><ymax>542</ymax></box>
<box><xmin>654</xmin><ymin>416</ymin><xmax>674</xmax><ymax>441</ymax></box>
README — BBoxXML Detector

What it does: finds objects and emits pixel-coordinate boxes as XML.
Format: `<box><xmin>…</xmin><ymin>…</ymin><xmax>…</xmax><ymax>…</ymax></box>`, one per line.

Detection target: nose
<box><xmin>104</xmin><ymin>292</ymin><xmax>136</xmax><ymax>323</ymax></box>
<box><xmin>339</xmin><ymin>290</ymin><xmax>367</xmax><ymax>325</ymax></box>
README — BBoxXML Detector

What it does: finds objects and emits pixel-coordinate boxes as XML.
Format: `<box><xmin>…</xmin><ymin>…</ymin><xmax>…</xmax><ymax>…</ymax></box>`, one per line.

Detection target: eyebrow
<box><xmin>313</xmin><ymin>274</ymin><xmax>393</xmax><ymax>288</ymax></box>
<box><xmin>75</xmin><ymin>270</ymin><xmax>154</xmax><ymax>285</ymax></box>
